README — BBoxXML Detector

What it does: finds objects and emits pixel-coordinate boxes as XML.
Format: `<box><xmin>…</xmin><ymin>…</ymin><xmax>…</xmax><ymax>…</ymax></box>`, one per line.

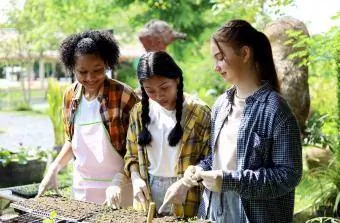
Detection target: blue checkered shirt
<box><xmin>198</xmin><ymin>83</ymin><xmax>302</xmax><ymax>223</ymax></box>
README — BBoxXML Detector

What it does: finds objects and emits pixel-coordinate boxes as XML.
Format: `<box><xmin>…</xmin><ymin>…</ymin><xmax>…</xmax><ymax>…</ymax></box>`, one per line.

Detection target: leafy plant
<box><xmin>47</xmin><ymin>78</ymin><xmax>69</xmax><ymax>147</ymax></box>
<box><xmin>14</xmin><ymin>101</ymin><xmax>33</xmax><ymax>111</ymax></box>
<box><xmin>43</xmin><ymin>210</ymin><xmax>58</xmax><ymax>223</ymax></box>
<box><xmin>304</xmin><ymin>137</ymin><xmax>340</xmax><ymax>218</ymax></box>
<box><xmin>0</xmin><ymin>145</ymin><xmax>49</xmax><ymax>167</ymax></box>
<box><xmin>285</xmin><ymin>14</ymin><xmax>340</xmax><ymax>139</ymax></box>
<box><xmin>303</xmin><ymin>112</ymin><xmax>332</xmax><ymax>148</ymax></box>
<box><xmin>306</xmin><ymin>217</ymin><xmax>340</xmax><ymax>223</ymax></box>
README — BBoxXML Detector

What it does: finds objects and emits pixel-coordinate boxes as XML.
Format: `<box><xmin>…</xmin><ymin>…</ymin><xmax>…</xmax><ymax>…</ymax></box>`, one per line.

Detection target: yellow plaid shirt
<box><xmin>124</xmin><ymin>94</ymin><xmax>211</xmax><ymax>217</ymax></box>
<box><xmin>62</xmin><ymin>78</ymin><xmax>139</xmax><ymax>157</ymax></box>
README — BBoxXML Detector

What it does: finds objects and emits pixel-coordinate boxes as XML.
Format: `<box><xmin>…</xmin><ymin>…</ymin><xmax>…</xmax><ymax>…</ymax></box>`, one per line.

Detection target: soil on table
<box><xmin>13</xmin><ymin>195</ymin><xmax>101</xmax><ymax>221</ymax></box>
<box><xmin>84</xmin><ymin>207</ymin><xmax>211</xmax><ymax>223</ymax></box>
<box><xmin>12</xmin><ymin>195</ymin><xmax>211</xmax><ymax>223</ymax></box>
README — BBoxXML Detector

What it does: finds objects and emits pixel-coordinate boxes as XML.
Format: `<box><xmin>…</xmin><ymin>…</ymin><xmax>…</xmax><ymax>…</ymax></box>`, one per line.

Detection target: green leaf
<box><xmin>334</xmin><ymin>192</ymin><xmax>340</xmax><ymax>214</ymax></box>
<box><xmin>50</xmin><ymin>210</ymin><xmax>57</xmax><ymax>219</ymax></box>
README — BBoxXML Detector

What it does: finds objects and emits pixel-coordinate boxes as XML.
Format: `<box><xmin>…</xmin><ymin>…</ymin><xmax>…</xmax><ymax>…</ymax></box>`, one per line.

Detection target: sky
<box><xmin>277</xmin><ymin>0</ymin><xmax>340</xmax><ymax>34</ymax></box>
<box><xmin>0</xmin><ymin>0</ymin><xmax>339</xmax><ymax>35</ymax></box>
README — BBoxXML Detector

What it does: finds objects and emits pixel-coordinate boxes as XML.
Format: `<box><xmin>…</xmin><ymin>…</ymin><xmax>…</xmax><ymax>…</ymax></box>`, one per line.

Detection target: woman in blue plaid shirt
<box><xmin>181</xmin><ymin>20</ymin><xmax>303</xmax><ymax>223</ymax></box>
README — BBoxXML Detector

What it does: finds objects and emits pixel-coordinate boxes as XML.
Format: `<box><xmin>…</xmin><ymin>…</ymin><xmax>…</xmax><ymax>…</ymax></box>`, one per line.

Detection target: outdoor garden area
<box><xmin>0</xmin><ymin>0</ymin><xmax>339</xmax><ymax>222</ymax></box>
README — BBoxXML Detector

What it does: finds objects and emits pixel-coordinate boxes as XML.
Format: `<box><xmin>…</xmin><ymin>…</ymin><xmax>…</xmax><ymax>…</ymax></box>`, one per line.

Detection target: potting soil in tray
<box><xmin>10</xmin><ymin>195</ymin><xmax>102</xmax><ymax>222</ymax></box>
<box><xmin>10</xmin><ymin>195</ymin><xmax>211</xmax><ymax>223</ymax></box>
<box><xmin>83</xmin><ymin>207</ymin><xmax>211</xmax><ymax>223</ymax></box>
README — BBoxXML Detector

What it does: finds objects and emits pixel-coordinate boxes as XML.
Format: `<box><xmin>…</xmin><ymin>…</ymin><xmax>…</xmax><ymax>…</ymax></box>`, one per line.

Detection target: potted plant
<box><xmin>0</xmin><ymin>145</ymin><xmax>48</xmax><ymax>188</ymax></box>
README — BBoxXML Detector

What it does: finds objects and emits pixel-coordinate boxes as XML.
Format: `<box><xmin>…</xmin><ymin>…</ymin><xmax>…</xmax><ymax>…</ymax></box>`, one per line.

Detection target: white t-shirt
<box><xmin>213</xmin><ymin>94</ymin><xmax>246</xmax><ymax>171</ymax></box>
<box><xmin>74</xmin><ymin>95</ymin><xmax>102</xmax><ymax>125</ymax></box>
<box><xmin>147</xmin><ymin>99</ymin><xmax>180</xmax><ymax>177</ymax></box>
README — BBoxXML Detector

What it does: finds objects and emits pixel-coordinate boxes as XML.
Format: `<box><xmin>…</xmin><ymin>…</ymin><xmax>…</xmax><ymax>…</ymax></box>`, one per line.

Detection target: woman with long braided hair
<box><xmin>122</xmin><ymin>51</ymin><xmax>211</xmax><ymax>217</ymax></box>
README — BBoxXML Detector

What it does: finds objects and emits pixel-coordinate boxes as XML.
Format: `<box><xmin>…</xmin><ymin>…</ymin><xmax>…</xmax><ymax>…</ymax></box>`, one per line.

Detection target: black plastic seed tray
<box><xmin>1</xmin><ymin>212</ymin><xmax>43</xmax><ymax>223</ymax></box>
<box><xmin>10</xmin><ymin>183</ymin><xmax>70</xmax><ymax>198</ymax></box>
<box><xmin>10</xmin><ymin>183</ymin><xmax>40</xmax><ymax>198</ymax></box>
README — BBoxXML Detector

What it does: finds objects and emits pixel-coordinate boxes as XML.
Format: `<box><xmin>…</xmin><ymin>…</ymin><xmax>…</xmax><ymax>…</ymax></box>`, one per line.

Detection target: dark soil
<box><xmin>84</xmin><ymin>207</ymin><xmax>146</xmax><ymax>223</ymax></box>
<box><xmin>13</xmin><ymin>195</ymin><xmax>101</xmax><ymax>221</ymax></box>
<box><xmin>12</xmin><ymin>196</ymin><xmax>211</xmax><ymax>223</ymax></box>
<box><xmin>84</xmin><ymin>207</ymin><xmax>211</xmax><ymax>223</ymax></box>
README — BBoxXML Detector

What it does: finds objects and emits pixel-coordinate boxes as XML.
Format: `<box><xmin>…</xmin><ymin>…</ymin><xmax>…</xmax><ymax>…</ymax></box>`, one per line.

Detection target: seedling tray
<box><xmin>10</xmin><ymin>195</ymin><xmax>101</xmax><ymax>222</ymax></box>
<box><xmin>10</xmin><ymin>183</ymin><xmax>70</xmax><ymax>198</ymax></box>
<box><xmin>10</xmin><ymin>195</ymin><xmax>211</xmax><ymax>222</ymax></box>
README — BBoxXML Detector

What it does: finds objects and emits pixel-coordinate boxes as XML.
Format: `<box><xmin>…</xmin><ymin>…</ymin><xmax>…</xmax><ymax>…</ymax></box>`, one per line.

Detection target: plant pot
<box><xmin>0</xmin><ymin>159</ymin><xmax>46</xmax><ymax>188</ymax></box>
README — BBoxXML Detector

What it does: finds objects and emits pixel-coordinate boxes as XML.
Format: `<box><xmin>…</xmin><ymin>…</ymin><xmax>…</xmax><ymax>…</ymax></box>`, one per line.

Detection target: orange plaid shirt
<box><xmin>62</xmin><ymin>78</ymin><xmax>139</xmax><ymax>157</ymax></box>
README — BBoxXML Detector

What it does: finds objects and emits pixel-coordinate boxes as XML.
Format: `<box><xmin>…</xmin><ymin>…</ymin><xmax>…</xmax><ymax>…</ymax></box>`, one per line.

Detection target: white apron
<box><xmin>71</xmin><ymin>96</ymin><xmax>133</xmax><ymax>207</ymax></box>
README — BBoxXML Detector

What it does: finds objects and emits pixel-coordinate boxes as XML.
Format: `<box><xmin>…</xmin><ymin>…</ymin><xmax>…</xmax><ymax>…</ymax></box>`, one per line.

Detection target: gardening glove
<box><xmin>131</xmin><ymin>171</ymin><xmax>150</xmax><ymax>212</ymax></box>
<box><xmin>199</xmin><ymin>170</ymin><xmax>223</xmax><ymax>193</ymax></box>
<box><xmin>37</xmin><ymin>163</ymin><xmax>61</xmax><ymax>197</ymax></box>
<box><xmin>158</xmin><ymin>179</ymin><xmax>189</xmax><ymax>214</ymax></box>
<box><xmin>182</xmin><ymin>165</ymin><xmax>203</xmax><ymax>187</ymax></box>
<box><xmin>104</xmin><ymin>172</ymin><xmax>129</xmax><ymax>209</ymax></box>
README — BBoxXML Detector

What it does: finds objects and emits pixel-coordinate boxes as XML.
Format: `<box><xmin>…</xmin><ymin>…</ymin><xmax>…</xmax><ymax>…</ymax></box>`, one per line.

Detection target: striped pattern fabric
<box><xmin>199</xmin><ymin>83</ymin><xmax>302</xmax><ymax>223</ymax></box>
<box><xmin>62</xmin><ymin>78</ymin><xmax>139</xmax><ymax>157</ymax></box>
<box><xmin>124</xmin><ymin>94</ymin><xmax>211</xmax><ymax>217</ymax></box>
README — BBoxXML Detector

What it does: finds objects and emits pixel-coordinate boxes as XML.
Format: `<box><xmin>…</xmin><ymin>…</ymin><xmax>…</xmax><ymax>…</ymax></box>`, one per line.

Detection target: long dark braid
<box><xmin>138</xmin><ymin>53</ymin><xmax>152</xmax><ymax>146</ymax></box>
<box><xmin>168</xmin><ymin>75</ymin><xmax>184</xmax><ymax>146</ymax></box>
<box><xmin>138</xmin><ymin>86</ymin><xmax>152</xmax><ymax>146</ymax></box>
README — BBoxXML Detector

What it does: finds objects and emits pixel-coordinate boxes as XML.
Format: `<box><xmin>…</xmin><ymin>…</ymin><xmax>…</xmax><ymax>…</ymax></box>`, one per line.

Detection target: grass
<box><xmin>295</xmin><ymin>173</ymin><xmax>317</xmax><ymax>211</ymax></box>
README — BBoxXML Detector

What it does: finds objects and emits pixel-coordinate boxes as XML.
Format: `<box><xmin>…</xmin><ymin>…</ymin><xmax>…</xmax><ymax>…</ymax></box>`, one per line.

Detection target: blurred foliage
<box><xmin>286</xmin><ymin>13</ymin><xmax>340</xmax><ymax>139</ymax></box>
<box><xmin>303</xmin><ymin>112</ymin><xmax>332</xmax><ymax>148</ymax></box>
<box><xmin>47</xmin><ymin>78</ymin><xmax>69</xmax><ymax>146</ymax></box>
<box><xmin>117</xmin><ymin>61</ymin><xmax>139</xmax><ymax>90</ymax></box>
<box><xmin>0</xmin><ymin>145</ymin><xmax>48</xmax><ymax>167</ymax></box>
<box><xmin>1</xmin><ymin>0</ymin><xmax>293</xmax><ymax>106</ymax></box>
<box><xmin>286</xmin><ymin>13</ymin><xmax>340</xmax><ymax>219</ymax></box>
<box><xmin>14</xmin><ymin>101</ymin><xmax>32</xmax><ymax>111</ymax></box>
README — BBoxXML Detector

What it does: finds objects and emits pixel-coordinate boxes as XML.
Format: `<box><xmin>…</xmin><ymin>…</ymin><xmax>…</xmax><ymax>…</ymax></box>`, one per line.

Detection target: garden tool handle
<box><xmin>147</xmin><ymin>202</ymin><xmax>156</xmax><ymax>223</ymax></box>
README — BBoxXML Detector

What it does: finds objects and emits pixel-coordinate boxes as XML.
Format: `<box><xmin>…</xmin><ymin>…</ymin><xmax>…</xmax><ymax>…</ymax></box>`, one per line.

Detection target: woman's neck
<box><xmin>235</xmin><ymin>74</ymin><xmax>261</xmax><ymax>99</ymax></box>
<box><xmin>84</xmin><ymin>89</ymin><xmax>99</xmax><ymax>101</ymax></box>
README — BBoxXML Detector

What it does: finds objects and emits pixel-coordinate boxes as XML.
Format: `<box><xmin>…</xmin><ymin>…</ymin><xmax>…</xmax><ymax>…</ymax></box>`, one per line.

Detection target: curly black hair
<box><xmin>59</xmin><ymin>30</ymin><xmax>119</xmax><ymax>73</ymax></box>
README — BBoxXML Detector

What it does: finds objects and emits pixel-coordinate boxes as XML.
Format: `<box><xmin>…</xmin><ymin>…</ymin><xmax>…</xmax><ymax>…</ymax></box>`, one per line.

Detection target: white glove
<box><xmin>199</xmin><ymin>170</ymin><xmax>223</xmax><ymax>193</ymax></box>
<box><xmin>182</xmin><ymin>165</ymin><xmax>203</xmax><ymax>187</ymax></box>
<box><xmin>131</xmin><ymin>171</ymin><xmax>150</xmax><ymax>212</ymax></box>
<box><xmin>158</xmin><ymin>179</ymin><xmax>189</xmax><ymax>214</ymax></box>
<box><xmin>37</xmin><ymin>163</ymin><xmax>61</xmax><ymax>197</ymax></box>
<box><xmin>104</xmin><ymin>172</ymin><xmax>128</xmax><ymax>209</ymax></box>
